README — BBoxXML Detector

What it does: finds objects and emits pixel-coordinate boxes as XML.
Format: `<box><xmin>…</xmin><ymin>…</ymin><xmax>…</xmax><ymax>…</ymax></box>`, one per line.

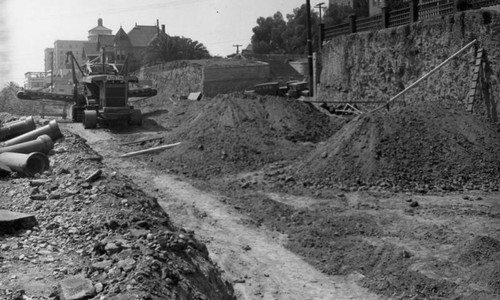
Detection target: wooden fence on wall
<box><xmin>324</xmin><ymin>0</ymin><xmax>500</xmax><ymax>40</ymax></box>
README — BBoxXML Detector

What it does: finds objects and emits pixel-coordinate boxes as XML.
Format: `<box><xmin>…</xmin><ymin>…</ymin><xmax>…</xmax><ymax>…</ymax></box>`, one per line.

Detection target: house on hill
<box><xmin>41</xmin><ymin>18</ymin><xmax>166</xmax><ymax>94</ymax></box>
<box><xmin>81</xmin><ymin>22</ymin><xmax>166</xmax><ymax>70</ymax></box>
<box><xmin>114</xmin><ymin>27</ymin><xmax>133</xmax><ymax>64</ymax></box>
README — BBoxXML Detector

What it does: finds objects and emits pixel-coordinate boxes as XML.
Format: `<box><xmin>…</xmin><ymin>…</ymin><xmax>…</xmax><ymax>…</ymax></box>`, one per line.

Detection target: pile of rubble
<box><xmin>0</xmin><ymin>116</ymin><xmax>235</xmax><ymax>299</ymax></box>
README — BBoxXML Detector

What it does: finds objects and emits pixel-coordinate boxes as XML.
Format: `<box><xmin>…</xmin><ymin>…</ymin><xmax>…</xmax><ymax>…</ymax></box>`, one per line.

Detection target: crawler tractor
<box><xmin>17</xmin><ymin>51</ymin><xmax>157</xmax><ymax>128</ymax></box>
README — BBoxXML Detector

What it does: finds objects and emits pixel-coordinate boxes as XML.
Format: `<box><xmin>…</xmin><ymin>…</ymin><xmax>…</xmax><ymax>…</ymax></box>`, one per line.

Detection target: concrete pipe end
<box><xmin>48</xmin><ymin>120</ymin><xmax>64</xmax><ymax>141</ymax></box>
<box><xmin>25</xmin><ymin>152</ymin><xmax>50</xmax><ymax>176</ymax></box>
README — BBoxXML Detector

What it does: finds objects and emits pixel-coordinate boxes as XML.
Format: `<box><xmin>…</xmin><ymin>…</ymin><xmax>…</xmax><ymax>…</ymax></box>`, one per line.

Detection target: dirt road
<box><xmin>63</xmin><ymin>123</ymin><xmax>383</xmax><ymax>300</ymax></box>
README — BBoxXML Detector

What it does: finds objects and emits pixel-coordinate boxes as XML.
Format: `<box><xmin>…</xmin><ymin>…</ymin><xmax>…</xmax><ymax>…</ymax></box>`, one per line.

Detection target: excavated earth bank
<box><xmin>294</xmin><ymin>101</ymin><xmax>500</xmax><ymax>192</ymax></box>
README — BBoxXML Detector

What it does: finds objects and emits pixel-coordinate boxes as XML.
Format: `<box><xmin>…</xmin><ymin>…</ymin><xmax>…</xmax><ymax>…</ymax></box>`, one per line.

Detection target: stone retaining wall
<box><xmin>319</xmin><ymin>8</ymin><xmax>500</xmax><ymax>118</ymax></box>
<box><xmin>136</xmin><ymin>60</ymin><xmax>270</xmax><ymax>98</ymax></box>
<box><xmin>136</xmin><ymin>61</ymin><xmax>204</xmax><ymax>101</ymax></box>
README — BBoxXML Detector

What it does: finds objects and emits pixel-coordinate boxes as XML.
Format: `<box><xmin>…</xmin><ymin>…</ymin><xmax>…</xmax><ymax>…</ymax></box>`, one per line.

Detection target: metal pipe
<box><xmin>0</xmin><ymin>135</ymin><xmax>54</xmax><ymax>154</ymax></box>
<box><xmin>0</xmin><ymin>152</ymin><xmax>50</xmax><ymax>176</ymax></box>
<box><xmin>120</xmin><ymin>142</ymin><xmax>181</xmax><ymax>158</ymax></box>
<box><xmin>369</xmin><ymin>39</ymin><xmax>477</xmax><ymax>114</ymax></box>
<box><xmin>1</xmin><ymin>120</ymin><xmax>63</xmax><ymax>147</ymax></box>
<box><xmin>0</xmin><ymin>116</ymin><xmax>36</xmax><ymax>141</ymax></box>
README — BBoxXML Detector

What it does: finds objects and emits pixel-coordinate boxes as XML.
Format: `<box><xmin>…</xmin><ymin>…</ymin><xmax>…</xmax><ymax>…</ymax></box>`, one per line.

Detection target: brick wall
<box><xmin>319</xmin><ymin>9</ymin><xmax>500</xmax><ymax>118</ymax></box>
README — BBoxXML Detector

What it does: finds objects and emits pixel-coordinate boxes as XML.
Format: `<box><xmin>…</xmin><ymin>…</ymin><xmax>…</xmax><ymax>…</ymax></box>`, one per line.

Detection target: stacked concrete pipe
<box><xmin>0</xmin><ymin>118</ymin><xmax>63</xmax><ymax>176</ymax></box>
<box><xmin>0</xmin><ymin>135</ymin><xmax>54</xmax><ymax>154</ymax></box>
<box><xmin>0</xmin><ymin>116</ymin><xmax>36</xmax><ymax>141</ymax></box>
<box><xmin>1</xmin><ymin>119</ymin><xmax>63</xmax><ymax>147</ymax></box>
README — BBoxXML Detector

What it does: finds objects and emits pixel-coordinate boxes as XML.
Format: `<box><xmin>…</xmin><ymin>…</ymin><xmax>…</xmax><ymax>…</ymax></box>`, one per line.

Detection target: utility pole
<box><xmin>306</xmin><ymin>0</ymin><xmax>314</xmax><ymax>97</ymax></box>
<box><xmin>314</xmin><ymin>2</ymin><xmax>325</xmax><ymax>23</ymax></box>
<box><xmin>232</xmin><ymin>44</ymin><xmax>243</xmax><ymax>54</ymax></box>
<box><xmin>314</xmin><ymin>2</ymin><xmax>326</xmax><ymax>53</ymax></box>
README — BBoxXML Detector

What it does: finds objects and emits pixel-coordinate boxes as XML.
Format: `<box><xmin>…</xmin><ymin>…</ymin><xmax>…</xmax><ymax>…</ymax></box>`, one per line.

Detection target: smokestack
<box><xmin>162</xmin><ymin>24</ymin><xmax>165</xmax><ymax>33</ymax></box>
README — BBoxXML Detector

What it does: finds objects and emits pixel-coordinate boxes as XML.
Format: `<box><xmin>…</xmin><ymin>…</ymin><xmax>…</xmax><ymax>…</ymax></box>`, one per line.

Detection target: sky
<box><xmin>0</xmin><ymin>0</ymin><xmax>326</xmax><ymax>86</ymax></box>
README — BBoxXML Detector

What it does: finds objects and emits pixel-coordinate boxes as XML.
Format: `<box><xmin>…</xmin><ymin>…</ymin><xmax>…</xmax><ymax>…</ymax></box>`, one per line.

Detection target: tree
<box><xmin>5</xmin><ymin>81</ymin><xmax>19</xmax><ymax>91</ymax></box>
<box><xmin>251</xmin><ymin>12</ymin><xmax>287</xmax><ymax>54</ymax></box>
<box><xmin>323</xmin><ymin>3</ymin><xmax>354</xmax><ymax>27</ymax></box>
<box><xmin>143</xmin><ymin>34</ymin><xmax>211</xmax><ymax>65</ymax></box>
<box><xmin>250</xmin><ymin>5</ymin><xmax>320</xmax><ymax>55</ymax></box>
<box><xmin>281</xmin><ymin>4</ymin><xmax>320</xmax><ymax>54</ymax></box>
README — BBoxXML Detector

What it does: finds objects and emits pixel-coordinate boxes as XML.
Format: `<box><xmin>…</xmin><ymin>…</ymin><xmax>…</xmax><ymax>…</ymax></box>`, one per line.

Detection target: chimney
<box><xmin>161</xmin><ymin>24</ymin><xmax>165</xmax><ymax>33</ymax></box>
<box><xmin>98</xmin><ymin>18</ymin><xmax>103</xmax><ymax>27</ymax></box>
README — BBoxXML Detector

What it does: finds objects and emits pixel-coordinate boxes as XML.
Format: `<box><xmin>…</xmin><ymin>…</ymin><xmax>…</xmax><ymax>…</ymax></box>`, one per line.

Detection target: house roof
<box><xmin>88</xmin><ymin>18</ymin><xmax>112</xmax><ymax>33</ymax></box>
<box><xmin>89</xmin><ymin>25</ymin><xmax>112</xmax><ymax>33</ymax></box>
<box><xmin>114</xmin><ymin>27</ymin><xmax>132</xmax><ymax>45</ymax></box>
<box><xmin>127</xmin><ymin>25</ymin><xmax>160</xmax><ymax>47</ymax></box>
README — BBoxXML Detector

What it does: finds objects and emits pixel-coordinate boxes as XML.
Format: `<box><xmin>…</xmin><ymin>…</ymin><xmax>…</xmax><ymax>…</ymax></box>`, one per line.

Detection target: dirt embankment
<box><xmin>0</xmin><ymin>86</ymin><xmax>41</xmax><ymax>117</ymax></box>
<box><xmin>0</xmin><ymin>119</ymin><xmax>235</xmax><ymax>299</ymax></box>
<box><xmin>293</xmin><ymin>101</ymin><xmax>500</xmax><ymax>192</ymax></box>
<box><xmin>131</xmin><ymin>93</ymin><xmax>346</xmax><ymax>179</ymax></box>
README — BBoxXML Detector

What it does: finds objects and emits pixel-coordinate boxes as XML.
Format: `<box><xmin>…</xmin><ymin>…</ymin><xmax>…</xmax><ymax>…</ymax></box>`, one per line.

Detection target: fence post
<box><xmin>381</xmin><ymin>3</ymin><xmax>390</xmax><ymax>28</ymax></box>
<box><xmin>319</xmin><ymin>23</ymin><xmax>325</xmax><ymax>46</ymax></box>
<box><xmin>349</xmin><ymin>14</ymin><xmax>357</xmax><ymax>33</ymax></box>
<box><xmin>410</xmin><ymin>0</ymin><xmax>419</xmax><ymax>23</ymax></box>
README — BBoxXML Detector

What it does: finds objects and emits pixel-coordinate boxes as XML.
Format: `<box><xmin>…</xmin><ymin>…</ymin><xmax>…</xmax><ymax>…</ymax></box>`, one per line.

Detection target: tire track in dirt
<box><xmin>64</xmin><ymin>123</ymin><xmax>383</xmax><ymax>300</ymax></box>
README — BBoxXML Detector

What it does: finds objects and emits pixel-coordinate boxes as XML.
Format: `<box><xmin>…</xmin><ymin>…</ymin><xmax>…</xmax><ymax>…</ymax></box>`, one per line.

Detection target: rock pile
<box><xmin>0</xmin><ymin>129</ymin><xmax>235</xmax><ymax>299</ymax></box>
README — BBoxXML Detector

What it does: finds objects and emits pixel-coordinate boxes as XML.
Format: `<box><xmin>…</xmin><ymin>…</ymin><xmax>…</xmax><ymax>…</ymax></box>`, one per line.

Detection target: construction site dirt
<box><xmin>1</xmin><ymin>91</ymin><xmax>500</xmax><ymax>299</ymax></box>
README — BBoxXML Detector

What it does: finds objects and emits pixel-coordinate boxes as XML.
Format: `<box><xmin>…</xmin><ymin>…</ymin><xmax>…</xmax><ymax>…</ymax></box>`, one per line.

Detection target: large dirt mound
<box><xmin>148</xmin><ymin>93</ymin><xmax>344</xmax><ymax>178</ymax></box>
<box><xmin>294</xmin><ymin>101</ymin><xmax>500</xmax><ymax>192</ymax></box>
<box><xmin>0</xmin><ymin>86</ymin><xmax>40</xmax><ymax>116</ymax></box>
